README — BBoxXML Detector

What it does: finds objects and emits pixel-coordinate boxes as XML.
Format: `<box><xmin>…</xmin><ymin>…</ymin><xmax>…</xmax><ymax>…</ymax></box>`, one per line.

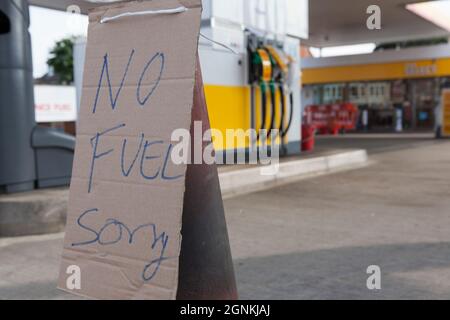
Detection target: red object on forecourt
<box><xmin>301</xmin><ymin>124</ymin><xmax>316</xmax><ymax>152</ymax></box>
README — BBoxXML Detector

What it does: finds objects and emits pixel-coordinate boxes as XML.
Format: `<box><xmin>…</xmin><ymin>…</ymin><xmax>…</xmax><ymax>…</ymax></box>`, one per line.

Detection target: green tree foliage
<box><xmin>47</xmin><ymin>38</ymin><xmax>74</xmax><ymax>85</ymax></box>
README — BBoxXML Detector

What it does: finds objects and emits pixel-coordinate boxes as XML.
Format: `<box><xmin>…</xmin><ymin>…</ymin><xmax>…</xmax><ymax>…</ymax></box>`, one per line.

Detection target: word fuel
<box><xmin>88</xmin><ymin>122</ymin><xmax>182</xmax><ymax>194</ymax></box>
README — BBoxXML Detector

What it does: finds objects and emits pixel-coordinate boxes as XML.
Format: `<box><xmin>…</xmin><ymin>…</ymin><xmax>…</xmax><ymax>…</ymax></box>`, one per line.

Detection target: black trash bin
<box><xmin>0</xmin><ymin>0</ymin><xmax>37</xmax><ymax>193</ymax></box>
<box><xmin>0</xmin><ymin>0</ymin><xmax>75</xmax><ymax>194</ymax></box>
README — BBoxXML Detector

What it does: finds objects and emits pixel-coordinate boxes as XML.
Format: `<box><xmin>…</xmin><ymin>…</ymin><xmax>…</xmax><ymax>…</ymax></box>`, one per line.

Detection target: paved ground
<box><xmin>218</xmin><ymin>133</ymin><xmax>434</xmax><ymax>173</ymax></box>
<box><xmin>314</xmin><ymin>132</ymin><xmax>439</xmax><ymax>155</ymax></box>
<box><xmin>230</xmin><ymin>135</ymin><xmax>450</xmax><ymax>299</ymax></box>
<box><xmin>1</xmin><ymin>134</ymin><xmax>449</xmax><ymax>299</ymax></box>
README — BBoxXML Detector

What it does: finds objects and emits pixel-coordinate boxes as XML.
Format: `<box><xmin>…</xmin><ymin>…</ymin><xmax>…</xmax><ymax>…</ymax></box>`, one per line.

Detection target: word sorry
<box><xmin>72</xmin><ymin>208</ymin><xmax>169</xmax><ymax>281</ymax></box>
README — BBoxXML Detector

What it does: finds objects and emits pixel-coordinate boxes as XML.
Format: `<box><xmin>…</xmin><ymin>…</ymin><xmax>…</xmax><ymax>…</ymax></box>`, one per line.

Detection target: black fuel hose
<box><xmin>282</xmin><ymin>92</ymin><xmax>294</xmax><ymax>138</ymax></box>
<box><xmin>278</xmin><ymin>85</ymin><xmax>286</xmax><ymax>138</ymax></box>
<box><xmin>266</xmin><ymin>82</ymin><xmax>276</xmax><ymax>139</ymax></box>
<box><xmin>257</xmin><ymin>82</ymin><xmax>267</xmax><ymax>140</ymax></box>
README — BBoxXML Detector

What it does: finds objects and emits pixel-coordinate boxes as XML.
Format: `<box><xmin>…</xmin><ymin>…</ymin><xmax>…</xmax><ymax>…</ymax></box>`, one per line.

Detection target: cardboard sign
<box><xmin>442</xmin><ymin>89</ymin><xmax>450</xmax><ymax>137</ymax></box>
<box><xmin>58</xmin><ymin>0</ymin><xmax>202</xmax><ymax>299</ymax></box>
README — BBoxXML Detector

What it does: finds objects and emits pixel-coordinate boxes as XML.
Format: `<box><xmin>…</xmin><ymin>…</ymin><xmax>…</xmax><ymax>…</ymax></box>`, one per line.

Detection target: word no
<box><xmin>92</xmin><ymin>49</ymin><xmax>164</xmax><ymax>113</ymax></box>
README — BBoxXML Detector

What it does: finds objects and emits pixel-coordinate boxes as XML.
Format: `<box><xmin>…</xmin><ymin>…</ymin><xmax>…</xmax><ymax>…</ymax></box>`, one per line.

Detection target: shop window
<box><xmin>0</xmin><ymin>10</ymin><xmax>10</xmax><ymax>35</ymax></box>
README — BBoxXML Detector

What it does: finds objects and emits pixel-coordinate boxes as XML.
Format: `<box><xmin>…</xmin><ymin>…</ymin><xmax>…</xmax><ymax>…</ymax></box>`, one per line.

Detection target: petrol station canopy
<box><xmin>29</xmin><ymin>0</ymin><xmax>450</xmax><ymax>47</ymax></box>
<box><xmin>306</xmin><ymin>0</ymin><xmax>450</xmax><ymax>47</ymax></box>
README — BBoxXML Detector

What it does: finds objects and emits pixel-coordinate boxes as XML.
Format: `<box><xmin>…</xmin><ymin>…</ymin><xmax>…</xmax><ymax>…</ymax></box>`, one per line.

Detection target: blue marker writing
<box><xmin>72</xmin><ymin>208</ymin><xmax>169</xmax><ymax>282</ymax></box>
<box><xmin>88</xmin><ymin>123</ymin><xmax>126</xmax><ymax>193</ymax></box>
<box><xmin>92</xmin><ymin>50</ymin><xmax>135</xmax><ymax>114</ymax></box>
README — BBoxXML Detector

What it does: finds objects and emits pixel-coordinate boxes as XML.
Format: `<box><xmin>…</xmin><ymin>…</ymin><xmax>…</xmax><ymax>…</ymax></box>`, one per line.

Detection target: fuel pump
<box><xmin>248</xmin><ymin>34</ymin><xmax>275</xmax><ymax>143</ymax></box>
<box><xmin>264</xmin><ymin>45</ymin><xmax>295</xmax><ymax>153</ymax></box>
<box><xmin>247</xmin><ymin>32</ymin><xmax>297</xmax><ymax>155</ymax></box>
<box><xmin>261</xmin><ymin>48</ymin><xmax>280</xmax><ymax>139</ymax></box>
